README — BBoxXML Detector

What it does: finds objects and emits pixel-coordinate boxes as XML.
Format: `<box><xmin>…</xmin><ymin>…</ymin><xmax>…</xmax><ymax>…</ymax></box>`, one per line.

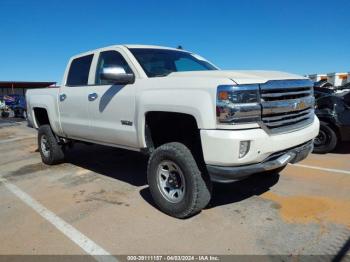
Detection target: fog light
<box><xmin>239</xmin><ymin>141</ymin><xmax>250</xmax><ymax>158</ymax></box>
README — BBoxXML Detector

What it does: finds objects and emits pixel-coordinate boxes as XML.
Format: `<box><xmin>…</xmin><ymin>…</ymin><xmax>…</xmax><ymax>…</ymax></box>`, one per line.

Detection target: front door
<box><xmin>59</xmin><ymin>54</ymin><xmax>93</xmax><ymax>139</ymax></box>
<box><xmin>85</xmin><ymin>50</ymin><xmax>138</xmax><ymax>148</ymax></box>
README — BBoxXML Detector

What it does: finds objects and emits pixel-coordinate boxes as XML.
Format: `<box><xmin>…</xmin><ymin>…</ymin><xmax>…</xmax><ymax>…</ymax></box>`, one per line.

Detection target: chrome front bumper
<box><xmin>206</xmin><ymin>140</ymin><xmax>313</xmax><ymax>183</ymax></box>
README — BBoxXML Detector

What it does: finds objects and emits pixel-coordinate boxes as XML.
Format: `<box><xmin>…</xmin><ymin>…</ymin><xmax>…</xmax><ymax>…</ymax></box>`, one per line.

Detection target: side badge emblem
<box><xmin>121</xmin><ymin>120</ymin><xmax>133</xmax><ymax>126</ymax></box>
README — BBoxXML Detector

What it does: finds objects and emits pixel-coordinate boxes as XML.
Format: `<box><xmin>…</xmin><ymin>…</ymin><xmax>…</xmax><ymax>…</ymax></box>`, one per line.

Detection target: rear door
<box><xmin>59</xmin><ymin>54</ymin><xmax>93</xmax><ymax>139</ymax></box>
<box><xmin>85</xmin><ymin>48</ymin><xmax>138</xmax><ymax>148</ymax></box>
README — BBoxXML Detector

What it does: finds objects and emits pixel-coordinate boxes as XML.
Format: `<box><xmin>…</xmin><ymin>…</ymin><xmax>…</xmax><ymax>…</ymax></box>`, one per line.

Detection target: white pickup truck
<box><xmin>27</xmin><ymin>45</ymin><xmax>319</xmax><ymax>218</ymax></box>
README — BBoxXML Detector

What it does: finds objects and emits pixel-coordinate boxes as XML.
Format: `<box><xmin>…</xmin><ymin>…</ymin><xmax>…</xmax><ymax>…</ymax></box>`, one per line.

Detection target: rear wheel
<box><xmin>313</xmin><ymin>122</ymin><xmax>338</xmax><ymax>154</ymax></box>
<box><xmin>1</xmin><ymin>111</ymin><xmax>9</xmax><ymax>118</ymax></box>
<box><xmin>38</xmin><ymin>125</ymin><xmax>65</xmax><ymax>165</ymax></box>
<box><xmin>15</xmin><ymin>109</ymin><xmax>26</xmax><ymax>119</ymax></box>
<box><xmin>14</xmin><ymin>109</ymin><xmax>19</xmax><ymax>118</ymax></box>
<box><xmin>147</xmin><ymin>142</ymin><xmax>212</xmax><ymax>218</ymax></box>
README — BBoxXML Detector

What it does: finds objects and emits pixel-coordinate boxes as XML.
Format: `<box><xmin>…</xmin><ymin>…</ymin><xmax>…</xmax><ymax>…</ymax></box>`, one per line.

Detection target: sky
<box><xmin>0</xmin><ymin>0</ymin><xmax>349</xmax><ymax>84</ymax></box>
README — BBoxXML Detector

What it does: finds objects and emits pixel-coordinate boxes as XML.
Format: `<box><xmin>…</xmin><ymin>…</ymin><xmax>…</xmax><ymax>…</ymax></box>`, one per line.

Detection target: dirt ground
<box><xmin>0</xmin><ymin>122</ymin><xmax>349</xmax><ymax>260</ymax></box>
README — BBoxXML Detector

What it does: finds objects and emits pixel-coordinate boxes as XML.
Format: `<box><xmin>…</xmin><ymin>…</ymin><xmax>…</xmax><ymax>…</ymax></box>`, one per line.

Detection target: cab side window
<box><xmin>66</xmin><ymin>54</ymin><xmax>93</xmax><ymax>86</ymax></box>
<box><xmin>95</xmin><ymin>51</ymin><xmax>132</xmax><ymax>85</ymax></box>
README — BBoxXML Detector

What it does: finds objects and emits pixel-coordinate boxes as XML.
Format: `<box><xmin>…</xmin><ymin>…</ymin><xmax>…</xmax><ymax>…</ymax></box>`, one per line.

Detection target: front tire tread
<box><xmin>147</xmin><ymin>142</ymin><xmax>211</xmax><ymax>218</ymax></box>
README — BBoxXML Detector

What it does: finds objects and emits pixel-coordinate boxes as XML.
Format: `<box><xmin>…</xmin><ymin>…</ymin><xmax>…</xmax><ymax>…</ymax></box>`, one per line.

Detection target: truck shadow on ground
<box><xmin>208</xmin><ymin>172</ymin><xmax>280</xmax><ymax>208</ymax></box>
<box><xmin>140</xmin><ymin>172</ymin><xmax>280</xmax><ymax>210</ymax></box>
<box><xmin>333</xmin><ymin>236</ymin><xmax>350</xmax><ymax>262</ymax></box>
<box><xmin>64</xmin><ymin>144</ymin><xmax>148</xmax><ymax>187</ymax></box>
<box><xmin>64</xmin><ymin>143</ymin><xmax>280</xmax><ymax>209</ymax></box>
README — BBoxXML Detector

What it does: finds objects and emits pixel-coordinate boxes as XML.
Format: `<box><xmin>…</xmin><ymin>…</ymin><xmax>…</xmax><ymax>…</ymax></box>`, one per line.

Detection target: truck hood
<box><xmin>168</xmin><ymin>70</ymin><xmax>307</xmax><ymax>85</ymax></box>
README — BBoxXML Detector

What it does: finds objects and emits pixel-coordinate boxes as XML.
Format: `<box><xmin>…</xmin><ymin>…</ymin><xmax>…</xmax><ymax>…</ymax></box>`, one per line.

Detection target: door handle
<box><xmin>60</xmin><ymin>94</ymin><xmax>67</xmax><ymax>102</ymax></box>
<box><xmin>88</xmin><ymin>93</ymin><xmax>98</xmax><ymax>101</ymax></box>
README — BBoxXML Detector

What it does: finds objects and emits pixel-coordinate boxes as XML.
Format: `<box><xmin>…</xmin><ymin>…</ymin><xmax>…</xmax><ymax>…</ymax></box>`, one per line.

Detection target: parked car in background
<box><xmin>339</xmin><ymin>82</ymin><xmax>350</xmax><ymax>90</ymax></box>
<box><xmin>12</xmin><ymin>95</ymin><xmax>27</xmax><ymax>118</ymax></box>
<box><xmin>0</xmin><ymin>95</ymin><xmax>27</xmax><ymax>118</ymax></box>
<box><xmin>0</xmin><ymin>99</ymin><xmax>5</xmax><ymax>110</ymax></box>
<box><xmin>313</xmin><ymin>86</ymin><xmax>350</xmax><ymax>153</ymax></box>
<box><xmin>0</xmin><ymin>97</ymin><xmax>10</xmax><ymax>118</ymax></box>
<box><xmin>1</xmin><ymin>94</ymin><xmax>17</xmax><ymax>107</ymax></box>
<box><xmin>314</xmin><ymin>79</ymin><xmax>334</xmax><ymax>89</ymax></box>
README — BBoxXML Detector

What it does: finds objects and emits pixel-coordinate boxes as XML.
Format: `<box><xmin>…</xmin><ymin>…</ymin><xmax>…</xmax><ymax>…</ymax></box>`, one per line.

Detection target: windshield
<box><xmin>129</xmin><ymin>48</ymin><xmax>218</xmax><ymax>77</ymax></box>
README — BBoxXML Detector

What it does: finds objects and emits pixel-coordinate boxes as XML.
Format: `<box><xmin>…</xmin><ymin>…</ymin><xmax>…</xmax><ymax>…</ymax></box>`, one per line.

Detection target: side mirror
<box><xmin>100</xmin><ymin>66</ymin><xmax>135</xmax><ymax>85</ymax></box>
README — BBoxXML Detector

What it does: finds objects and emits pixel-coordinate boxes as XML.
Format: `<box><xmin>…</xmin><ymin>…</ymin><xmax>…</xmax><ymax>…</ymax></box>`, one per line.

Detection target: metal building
<box><xmin>0</xmin><ymin>81</ymin><xmax>56</xmax><ymax>96</ymax></box>
<box><xmin>308</xmin><ymin>72</ymin><xmax>349</xmax><ymax>86</ymax></box>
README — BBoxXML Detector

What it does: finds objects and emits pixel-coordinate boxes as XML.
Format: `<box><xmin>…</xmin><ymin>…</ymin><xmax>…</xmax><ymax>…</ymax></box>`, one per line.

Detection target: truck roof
<box><xmin>70</xmin><ymin>45</ymin><xmax>187</xmax><ymax>60</ymax></box>
<box><xmin>124</xmin><ymin>44</ymin><xmax>182</xmax><ymax>51</ymax></box>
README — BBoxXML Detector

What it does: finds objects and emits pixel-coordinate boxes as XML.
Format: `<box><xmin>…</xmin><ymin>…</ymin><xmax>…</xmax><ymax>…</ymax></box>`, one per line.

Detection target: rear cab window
<box><xmin>66</xmin><ymin>54</ymin><xmax>94</xmax><ymax>86</ymax></box>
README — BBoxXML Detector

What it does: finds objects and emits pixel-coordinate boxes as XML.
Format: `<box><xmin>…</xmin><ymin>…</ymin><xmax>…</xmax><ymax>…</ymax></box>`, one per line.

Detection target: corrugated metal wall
<box><xmin>0</xmin><ymin>87</ymin><xmax>27</xmax><ymax>96</ymax></box>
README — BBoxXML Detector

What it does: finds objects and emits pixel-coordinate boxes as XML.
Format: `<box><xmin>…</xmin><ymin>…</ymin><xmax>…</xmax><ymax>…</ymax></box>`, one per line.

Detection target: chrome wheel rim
<box><xmin>156</xmin><ymin>160</ymin><xmax>185</xmax><ymax>203</ymax></box>
<box><xmin>40</xmin><ymin>135</ymin><xmax>50</xmax><ymax>158</ymax></box>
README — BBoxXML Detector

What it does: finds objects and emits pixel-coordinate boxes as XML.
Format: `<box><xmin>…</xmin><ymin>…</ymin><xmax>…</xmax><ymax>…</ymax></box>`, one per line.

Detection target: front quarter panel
<box><xmin>136</xmin><ymin>77</ymin><xmax>233</xmax><ymax>147</ymax></box>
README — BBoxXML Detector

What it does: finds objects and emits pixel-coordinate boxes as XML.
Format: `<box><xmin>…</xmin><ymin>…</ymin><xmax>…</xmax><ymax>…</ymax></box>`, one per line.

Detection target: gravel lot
<box><xmin>0</xmin><ymin>120</ymin><xmax>349</xmax><ymax>259</ymax></box>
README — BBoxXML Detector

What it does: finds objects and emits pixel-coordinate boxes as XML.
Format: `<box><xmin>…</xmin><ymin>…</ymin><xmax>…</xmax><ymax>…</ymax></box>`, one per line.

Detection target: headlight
<box><xmin>216</xmin><ymin>85</ymin><xmax>261</xmax><ymax>124</ymax></box>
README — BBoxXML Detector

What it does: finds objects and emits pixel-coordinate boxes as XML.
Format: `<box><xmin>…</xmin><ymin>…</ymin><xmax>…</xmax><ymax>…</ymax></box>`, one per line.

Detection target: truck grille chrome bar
<box><xmin>261</xmin><ymin>89</ymin><xmax>312</xmax><ymax>101</ymax></box>
<box><xmin>259</xmin><ymin>79</ymin><xmax>314</xmax><ymax>133</ymax></box>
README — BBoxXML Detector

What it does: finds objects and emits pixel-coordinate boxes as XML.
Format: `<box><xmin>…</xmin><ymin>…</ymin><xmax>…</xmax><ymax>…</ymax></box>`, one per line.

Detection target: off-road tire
<box><xmin>147</xmin><ymin>142</ymin><xmax>212</xmax><ymax>218</ymax></box>
<box><xmin>313</xmin><ymin>122</ymin><xmax>338</xmax><ymax>154</ymax></box>
<box><xmin>38</xmin><ymin>124</ymin><xmax>65</xmax><ymax>165</ymax></box>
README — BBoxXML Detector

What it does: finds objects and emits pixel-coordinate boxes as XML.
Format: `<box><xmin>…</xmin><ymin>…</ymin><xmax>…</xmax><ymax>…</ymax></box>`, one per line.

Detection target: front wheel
<box><xmin>313</xmin><ymin>122</ymin><xmax>338</xmax><ymax>154</ymax></box>
<box><xmin>147</xmin><ymin>142</ymin><xmax>212</xmax><ymax>218</ymax></box>
<box><xmin>38</xmin><ymin>125</ymin><xmax>65</xmax><ymax>165</ymax></box>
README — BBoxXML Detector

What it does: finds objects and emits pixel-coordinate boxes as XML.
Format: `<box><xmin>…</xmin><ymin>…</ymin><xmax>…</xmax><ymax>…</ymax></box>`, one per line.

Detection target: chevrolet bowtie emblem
<box><xmin>294</xmin><ymin>101</ymin><xmax>306</xmax><ymax>110</ymax></box>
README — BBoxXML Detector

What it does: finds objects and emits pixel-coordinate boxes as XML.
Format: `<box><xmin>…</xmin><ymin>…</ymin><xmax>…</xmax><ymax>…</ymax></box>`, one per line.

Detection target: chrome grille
<box><xmin>261</xmin><ymin>87</ymin><xmax>312</xmax><ymax>101</ymax></box>
<box><xmin>260</xmin><ymin>80</ymin><xmax>314</xmax><ymax>133</ymax></box>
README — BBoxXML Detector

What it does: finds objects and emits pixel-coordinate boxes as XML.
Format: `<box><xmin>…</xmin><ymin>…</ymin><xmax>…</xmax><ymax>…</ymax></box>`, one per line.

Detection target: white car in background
<box><xmin>0</xmin><ymin>99</ymin><xmax>9</xmax><ymax>118</ymax></box>
<box><xmin>0</xmin><ymin>100</ymin><xmax>5</xmax><ymax>110</ymax></box>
